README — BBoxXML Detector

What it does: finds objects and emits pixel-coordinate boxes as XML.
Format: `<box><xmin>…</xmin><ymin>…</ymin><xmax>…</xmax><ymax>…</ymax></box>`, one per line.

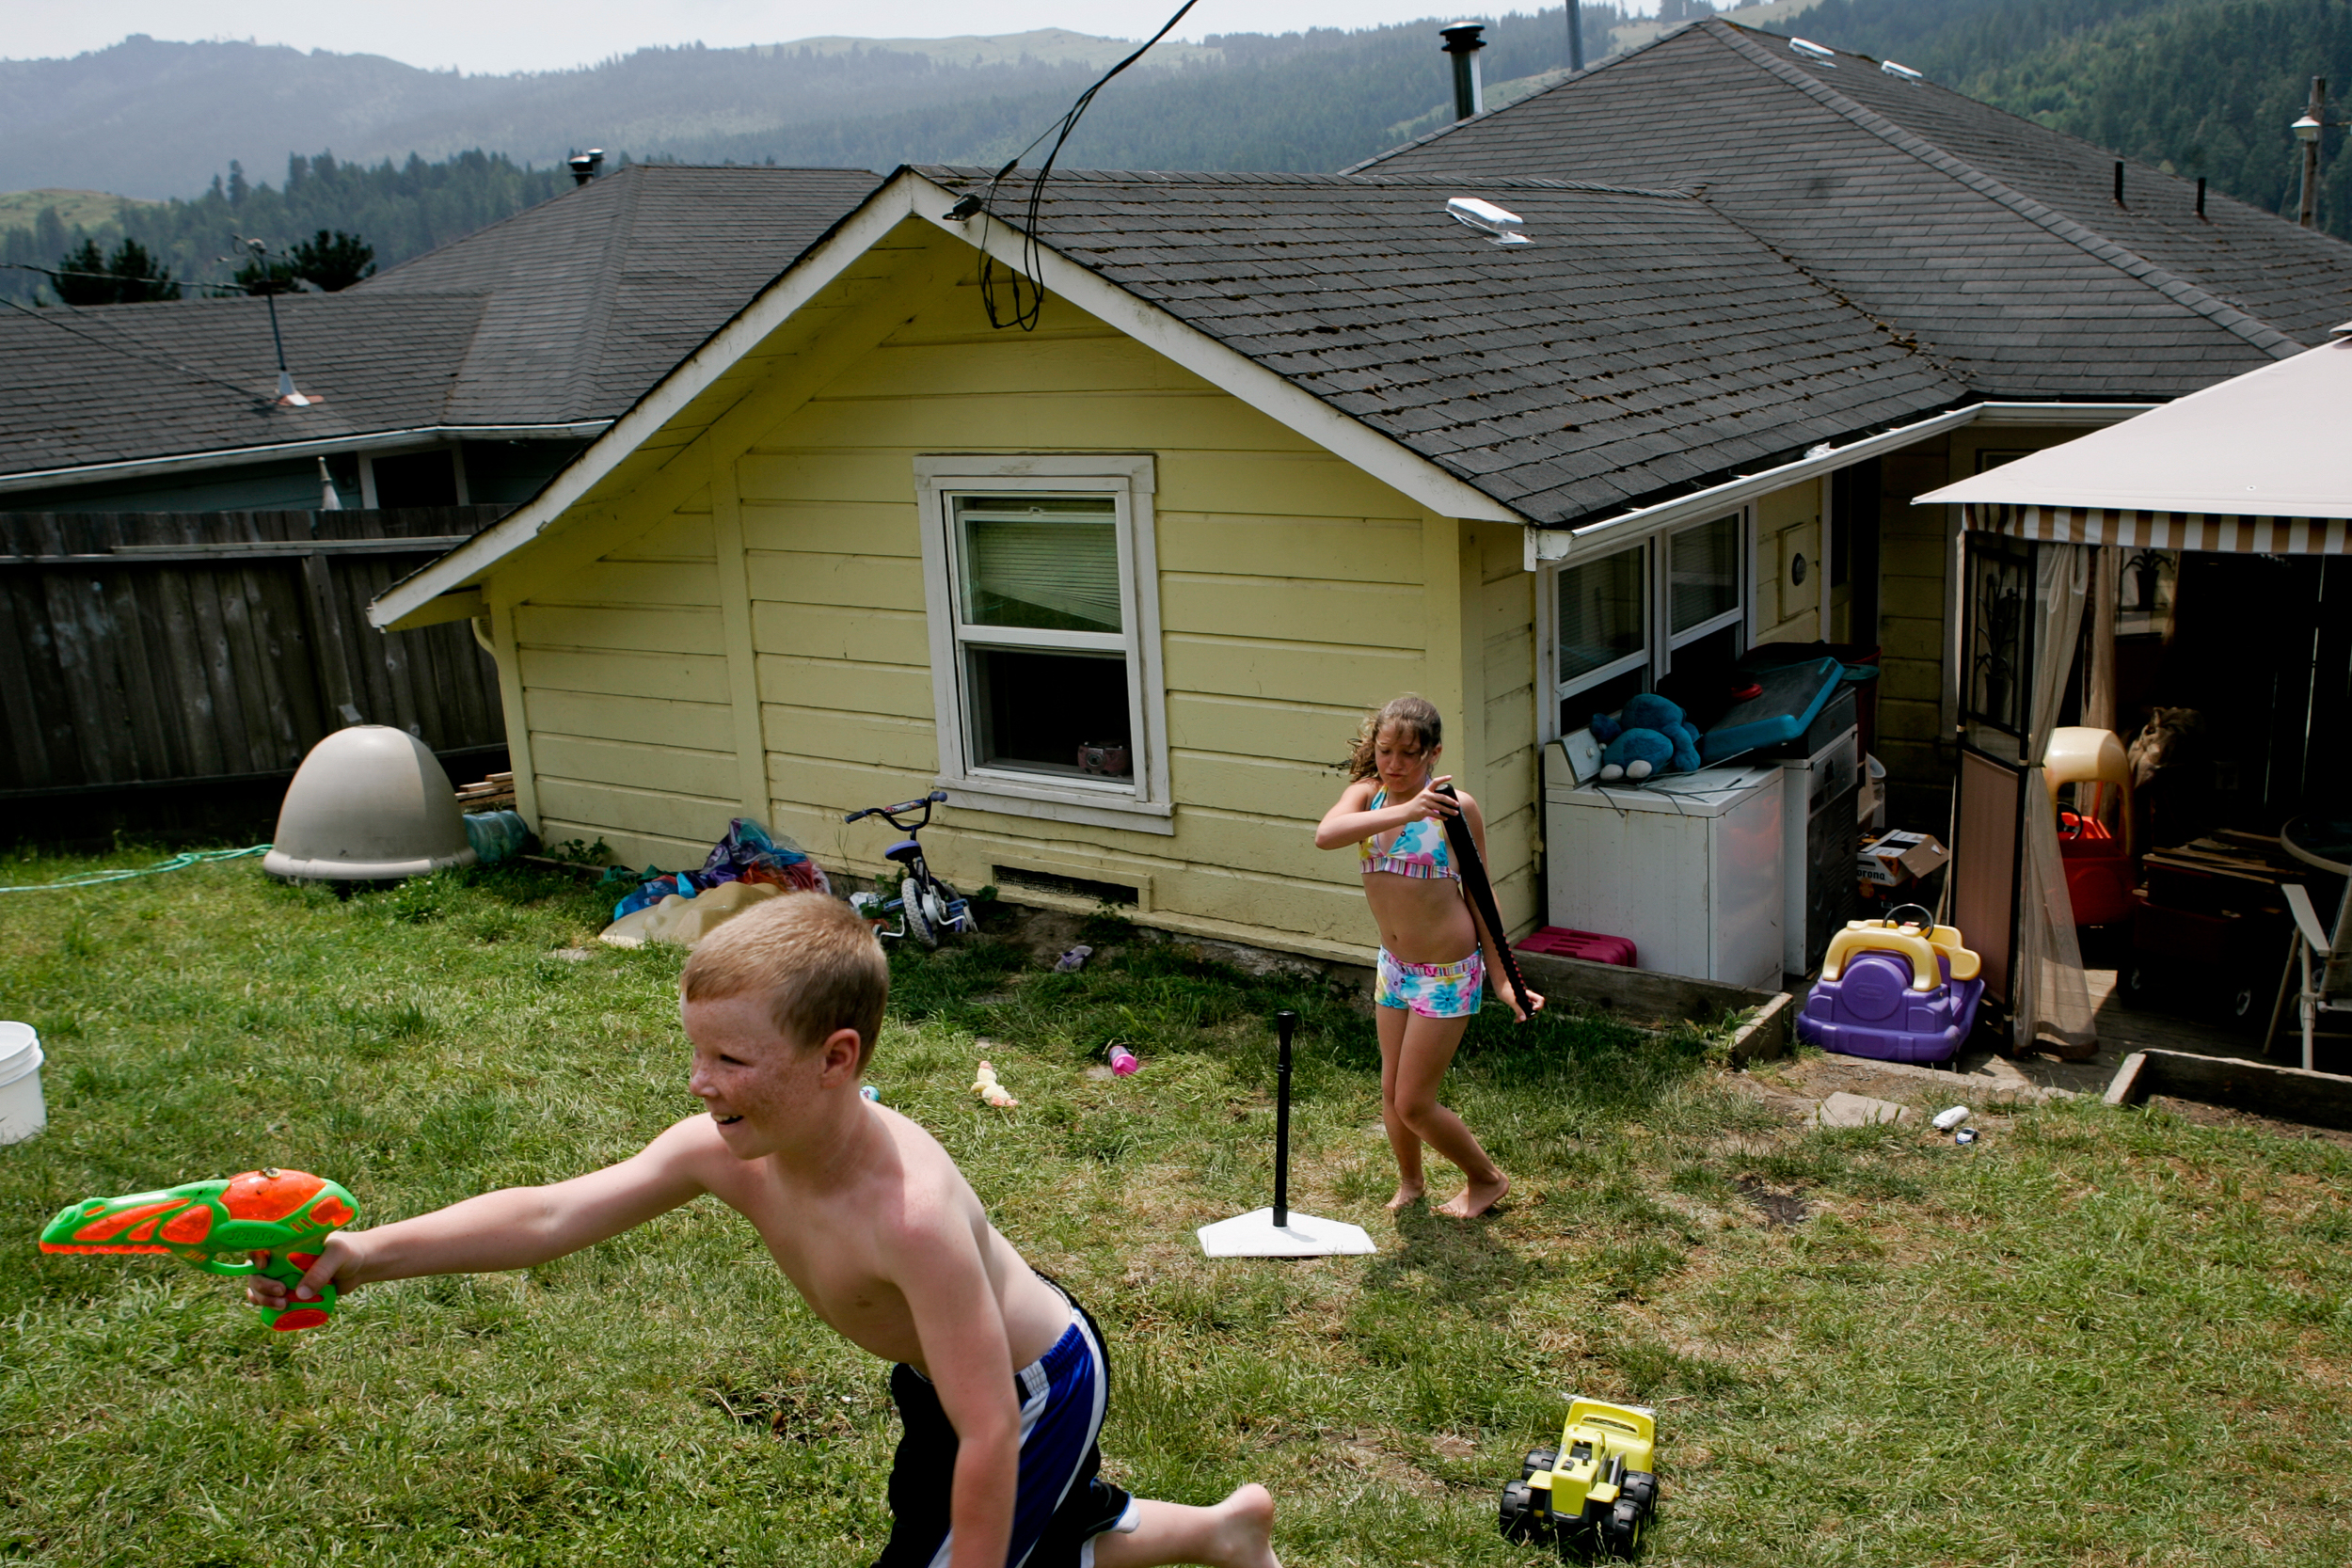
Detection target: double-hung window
<box><xmin>1555</xmin><ymin>542</ymin><xmax>1648</xmax><ymax>710</ymax></box>
<box><xmin>1544</xmin><ymin>509</ymin><xmax>1751</xmax><ymax>737</ymax></box>
<box><xmin>1666</xmin><ymin>513</ymin><xmax>1742</xmax><ymax>648</ymax></box>
<box><xmin>914</xmin><ymin>456</ymin><xmax>1170</xmax><ymax>832</ymax></box>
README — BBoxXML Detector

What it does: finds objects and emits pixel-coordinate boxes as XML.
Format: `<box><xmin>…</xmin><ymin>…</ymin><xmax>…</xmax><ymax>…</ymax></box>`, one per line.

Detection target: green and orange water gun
<box><xmin>39</xmin><ymin>1168</ymin><xmax>359</xmax><ymax>1331</ymax></box>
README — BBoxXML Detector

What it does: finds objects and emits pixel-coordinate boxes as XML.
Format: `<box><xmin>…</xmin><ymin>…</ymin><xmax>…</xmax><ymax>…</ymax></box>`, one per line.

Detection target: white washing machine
<box><xmin>1542</xmin><ymin>740</ymin><xmax>1786</xmax><ymax>990</ymax></box>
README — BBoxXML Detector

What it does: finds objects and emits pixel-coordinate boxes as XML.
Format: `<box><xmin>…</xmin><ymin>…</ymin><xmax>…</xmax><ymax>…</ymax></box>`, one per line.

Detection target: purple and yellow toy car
<box><xmin>1796</xmin><ymin>905</ymin><xmax>1985</xmax><ymax>1064</ymax></box>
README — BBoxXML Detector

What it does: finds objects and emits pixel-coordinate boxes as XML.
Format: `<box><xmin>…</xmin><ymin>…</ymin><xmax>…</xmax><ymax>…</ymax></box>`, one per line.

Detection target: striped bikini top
<box><xmin>1359</xmin><ymin>786</ymin><xmax>1460</xmax><ymax>881</ymax></box>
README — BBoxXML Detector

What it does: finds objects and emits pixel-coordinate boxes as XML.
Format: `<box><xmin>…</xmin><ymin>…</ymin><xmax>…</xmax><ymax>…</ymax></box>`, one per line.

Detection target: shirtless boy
<box><xmin>247</xmin><ymin>893</ymin><xmax>1279</xmax><ymax>1568</ymax></box>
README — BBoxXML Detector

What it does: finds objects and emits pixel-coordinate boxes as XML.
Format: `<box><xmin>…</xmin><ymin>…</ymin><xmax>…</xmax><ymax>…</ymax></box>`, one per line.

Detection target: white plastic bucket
<box><xmin>0</xmin><ymin>1022</ymin><xmax>46</xmax><ymax>1145</ymax></box>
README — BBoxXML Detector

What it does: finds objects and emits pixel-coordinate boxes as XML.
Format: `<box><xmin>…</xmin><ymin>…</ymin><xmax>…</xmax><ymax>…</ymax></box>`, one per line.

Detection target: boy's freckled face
<box><xmin>682</xmin><ymin>993</ymin><xmax>819</xmax><ymax>1159</ymax></box>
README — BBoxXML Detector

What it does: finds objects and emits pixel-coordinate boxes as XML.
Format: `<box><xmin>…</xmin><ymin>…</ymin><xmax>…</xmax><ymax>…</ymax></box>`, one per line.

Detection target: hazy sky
<box><xmin>11</xmin><ymin>2</ymin><xmax>1638</xmax><ymax>76</ymax></box>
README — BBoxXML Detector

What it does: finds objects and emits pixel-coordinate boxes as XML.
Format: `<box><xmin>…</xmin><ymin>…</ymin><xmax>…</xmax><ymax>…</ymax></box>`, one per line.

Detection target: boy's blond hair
<box><xmin>680</xmin><ymin>894</ymin><xmax>889</xmax><ymax>1069</ymax></box>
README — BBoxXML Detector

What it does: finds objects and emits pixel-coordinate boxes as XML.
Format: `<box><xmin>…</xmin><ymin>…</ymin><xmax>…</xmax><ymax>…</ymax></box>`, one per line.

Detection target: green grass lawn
<box><xmin>4</xmin><ymin>848</ymin><xmax>2350</xmax><ymax>1566</ymax></box>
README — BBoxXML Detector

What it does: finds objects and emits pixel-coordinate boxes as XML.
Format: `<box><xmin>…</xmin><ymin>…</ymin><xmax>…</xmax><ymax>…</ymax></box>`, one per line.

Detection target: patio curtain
<box><xmin>2084</xmin><ymin>546</ymin><xmax>2118</xmax><ymax>736</ymax></box>
<box><xmin>2017</xmin><ymin>544</ymin><xmax>2098</xmax><ymax>1056</ymax></box>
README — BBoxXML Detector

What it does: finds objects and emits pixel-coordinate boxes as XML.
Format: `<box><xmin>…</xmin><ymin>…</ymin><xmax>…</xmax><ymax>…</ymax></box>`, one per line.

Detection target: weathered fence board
<box><xmin>0</xmin><ymin>508</ymin><xmax>509</xmax><ymax>794</ymax></box>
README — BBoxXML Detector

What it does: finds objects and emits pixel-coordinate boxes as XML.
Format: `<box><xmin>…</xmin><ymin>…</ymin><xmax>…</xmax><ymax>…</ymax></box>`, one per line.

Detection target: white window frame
<box><xmin>1662</xmin><ymin>511</ymin><xmax>1746</xmax><ymax>653</ymax></box>
<box><xmin>1536</xmin><ymin>506</ymin><xmax>1754</xmax><ymax>742</ymax></box>
<box><xmin>1549</xmin><ymin>539</ymin><xmax>1652</xmax><ymax>709</ymax></box>
<box><xmin>913</xmin><ymin>454</ymin><xmax>1172</xmax><ymax>834</ymax></box>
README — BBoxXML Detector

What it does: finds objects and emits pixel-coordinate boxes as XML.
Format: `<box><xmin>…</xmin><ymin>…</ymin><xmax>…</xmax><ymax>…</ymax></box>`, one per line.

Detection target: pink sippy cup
<box><xmin>1107</xmin><ymin>1044</ymin><xmax>1139</xmax><ymax>1077</ymax></box>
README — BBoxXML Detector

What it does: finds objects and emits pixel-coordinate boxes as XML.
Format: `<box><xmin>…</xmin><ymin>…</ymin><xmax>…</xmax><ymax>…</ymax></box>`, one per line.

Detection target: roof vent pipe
<box><xmin>2113</xmin><ymin>160</ymin><xmax>2125</xmax><ymax>206</ymax></box>
<box><xmin>567</xmin><ymin>149</ymin><xmax>604</xmax><ymax>186</ymax></box>
<box><xmin>1440</xmin><ymin>23</ymin><xmax>1487</xmax><ymax>121</ymax></box>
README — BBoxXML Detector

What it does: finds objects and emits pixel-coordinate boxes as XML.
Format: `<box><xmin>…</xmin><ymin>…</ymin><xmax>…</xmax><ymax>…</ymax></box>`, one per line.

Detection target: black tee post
<box><xmin>1273</xmin><ymin>1009</ymin><xmax>1296</xmax><ymax>1227</ymax></box>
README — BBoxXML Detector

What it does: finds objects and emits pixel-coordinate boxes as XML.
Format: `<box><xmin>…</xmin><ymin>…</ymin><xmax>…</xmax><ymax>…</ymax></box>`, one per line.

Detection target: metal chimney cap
<box><xmin>566</xmin><ymin>149</ymin><xmax>606</xmax><ymax>184</ymax></box>
<box><xmin>1439</xmin><ymin>22</ymin><xmax>1488</xmax><ymax>53</ymax></box>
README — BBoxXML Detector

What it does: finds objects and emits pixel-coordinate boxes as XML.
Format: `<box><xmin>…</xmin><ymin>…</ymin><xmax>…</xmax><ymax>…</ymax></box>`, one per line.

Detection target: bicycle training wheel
<box><xmin>900</xmin><ymin>876</ymin><xmax>936</xmax><ymax>948</ymax></box>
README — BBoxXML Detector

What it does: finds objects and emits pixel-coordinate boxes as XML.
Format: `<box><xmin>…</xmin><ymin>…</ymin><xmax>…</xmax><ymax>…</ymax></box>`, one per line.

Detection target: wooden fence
<box><xmin>0</xmin><ymin>508</ymin><xmax>510</xmax><ymax>795</ymax></box>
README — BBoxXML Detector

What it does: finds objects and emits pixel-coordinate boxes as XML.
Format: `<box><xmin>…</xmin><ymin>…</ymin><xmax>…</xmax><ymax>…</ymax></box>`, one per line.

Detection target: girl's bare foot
<box><xmin>1438</xmin><ymin>1172</ymin><xmax>1508</xmax><ymax>1218</ymax></box>
<box><xmin>1386</xmin><ymin>1182</ymin><xmax>1425</xmax><ymax>1212</ymax></box>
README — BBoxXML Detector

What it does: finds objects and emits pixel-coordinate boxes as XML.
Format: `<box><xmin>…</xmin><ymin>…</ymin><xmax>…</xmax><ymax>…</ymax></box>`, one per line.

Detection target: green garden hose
<box><xmin>0</xmin><ymin>845</ymin><xmax>271</xmax><ymax>894</ymax></box>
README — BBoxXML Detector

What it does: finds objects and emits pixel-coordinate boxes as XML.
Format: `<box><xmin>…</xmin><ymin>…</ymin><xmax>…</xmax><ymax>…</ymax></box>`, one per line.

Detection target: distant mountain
<box><xmin>0</xmin><ymin>10</ymin><xmax>1639</xmax><ymax>302</ymax></box>
<box><xmin>4</xmin><ymin>0</ymin><xmax>2342</xmax><ymax>300</ymax></box>
<box><xmin>0</xmin><ymin>13</ymin><xmax>1645</xmax><ymax>201</ymax></box>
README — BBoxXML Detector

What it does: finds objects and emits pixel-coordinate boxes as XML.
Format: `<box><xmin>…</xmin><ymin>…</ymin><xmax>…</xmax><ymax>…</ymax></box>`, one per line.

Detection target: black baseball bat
<box><xmin>1433</xmin><ymin>781</ymin><xmax>1534</xmax><ymax>1022</ymax></box>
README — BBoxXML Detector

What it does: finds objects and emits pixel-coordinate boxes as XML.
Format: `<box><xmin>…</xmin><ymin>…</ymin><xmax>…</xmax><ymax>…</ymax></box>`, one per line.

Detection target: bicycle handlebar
<box><xmin>844</xmin><ymin>789</ymin><xmax>947</xmax><ymax>827</ymax></box>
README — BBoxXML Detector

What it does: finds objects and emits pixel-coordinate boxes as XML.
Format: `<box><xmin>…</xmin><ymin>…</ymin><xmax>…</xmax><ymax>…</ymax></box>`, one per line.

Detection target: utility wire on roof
<box><xmin>957</xmin><ymin>0</ymin><xmax>1198</xmax><ymax>331</ymax></box>
<box><xmin>0</xmin><ymin>293</ymin><xmax>275</xmax><ymax>408</ymax></box>
<box><xmin>3</xmin><ymin>261</ymin><xmax>247</xmax><ymax>297</ymax></box>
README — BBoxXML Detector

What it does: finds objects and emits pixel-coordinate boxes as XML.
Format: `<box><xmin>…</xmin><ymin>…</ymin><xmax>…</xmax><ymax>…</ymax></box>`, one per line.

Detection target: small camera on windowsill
<box><xmin>1076</xmin><ymin>743</ymin><xmax>1132</xmax><ymax>777</ymax></box>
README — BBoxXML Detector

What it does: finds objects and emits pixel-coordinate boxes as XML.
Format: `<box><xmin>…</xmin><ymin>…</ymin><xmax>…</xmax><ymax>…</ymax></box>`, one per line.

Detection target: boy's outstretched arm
<box><xmin>893</xmin><ymin>1218</ymin><xmax>1023</xmax><ymax>1568</ymax></box>
<box><xmin>247</xmin><ymin>1115</ymin><xmax>715</xmax><ymax>1312</ymax></box>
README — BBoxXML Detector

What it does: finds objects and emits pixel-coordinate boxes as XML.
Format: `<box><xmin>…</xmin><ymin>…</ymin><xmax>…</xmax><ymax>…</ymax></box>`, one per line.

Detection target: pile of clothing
<box><xmin>607</xmin><ymin>819</ymin><xmax>830</xmax><ymax>921</ymax></box>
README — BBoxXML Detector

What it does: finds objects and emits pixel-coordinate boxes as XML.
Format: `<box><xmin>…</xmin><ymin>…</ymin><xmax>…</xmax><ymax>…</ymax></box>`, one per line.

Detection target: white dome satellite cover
<box><xmin>263</xmin><ymin>726</ymin><xmax>478</xmax><ymax>881</ymax></box>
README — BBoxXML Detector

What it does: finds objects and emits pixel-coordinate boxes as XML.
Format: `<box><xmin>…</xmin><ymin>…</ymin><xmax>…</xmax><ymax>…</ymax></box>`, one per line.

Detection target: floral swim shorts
<box><xmin>1375</xmin><ymin>947</ymin><xmax>1486</xmax><ymax>1019</ymax></box>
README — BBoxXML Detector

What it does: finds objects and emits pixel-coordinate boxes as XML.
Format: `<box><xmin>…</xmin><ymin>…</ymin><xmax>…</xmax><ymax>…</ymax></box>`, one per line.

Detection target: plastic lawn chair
<box><xmin>2044</xmin><ymin>726</ymin><xmax>2136</xmax><ymax>927</ymax></box>
<box><xmin>2274</xmin><ymin>879</ymin><xmax>2352</xmax><ymax>1072</ymax></box>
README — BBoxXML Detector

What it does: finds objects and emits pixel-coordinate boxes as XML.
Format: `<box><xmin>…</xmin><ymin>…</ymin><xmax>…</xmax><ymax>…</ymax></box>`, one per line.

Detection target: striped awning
<box><xmin>1964</xmin><ymin>502</ymin><xmax>2352</xmax><ymax>554</ymax></box>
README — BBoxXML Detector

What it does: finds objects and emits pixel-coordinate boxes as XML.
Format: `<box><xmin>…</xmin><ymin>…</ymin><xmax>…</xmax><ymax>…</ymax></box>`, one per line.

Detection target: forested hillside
<box><xmin>1772</xmin><ymin>0</ymin><xmax>2351</xmax><ymax>240</ymax></box>
<box><xmin>4</xmin><ymin>0</ymin><xmax>2344</xmax><ymax>307</ymax></box>
<box><xmin>0</xmin><ymin>151</ymin><xmax>571</xmax><ymax>305</ymax></box>
<box><xmin>0</xmin><ymin>8</ymin><xmax>1639</xmax><ymax>300</ymax></box>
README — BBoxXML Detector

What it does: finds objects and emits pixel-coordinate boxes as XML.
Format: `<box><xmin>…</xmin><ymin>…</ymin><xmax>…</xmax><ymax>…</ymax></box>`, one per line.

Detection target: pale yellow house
<box><xmin>372</xmin><ymin>166</ymin><xmax>2139</xmax><ymax>965</ymax></box>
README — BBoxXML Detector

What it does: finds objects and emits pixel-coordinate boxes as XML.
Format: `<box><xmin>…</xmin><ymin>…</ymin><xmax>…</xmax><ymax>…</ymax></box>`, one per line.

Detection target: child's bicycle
<box><xmin>843</xmin><ymin>790</ymin><xmax>972</xmax><ymax>948</ymax></box>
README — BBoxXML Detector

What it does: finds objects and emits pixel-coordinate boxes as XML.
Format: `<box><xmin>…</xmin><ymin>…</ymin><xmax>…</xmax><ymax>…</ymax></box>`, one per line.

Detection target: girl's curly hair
<box><xmin>1345</xmin><ymin>694</ymin><xmax>1443</xmax><ymax>781</ymax></box>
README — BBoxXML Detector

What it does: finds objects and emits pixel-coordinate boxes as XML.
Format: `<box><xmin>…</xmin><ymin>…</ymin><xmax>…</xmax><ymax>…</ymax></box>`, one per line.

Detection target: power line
<box><xmin>971</xmin><ymin>0</ymin><xmax>1198</xmax><ymax>331</ymax></box>
<box><xmin>3</xmin><ymin>261</ymin><xmax>245</xmax><ymax>298</ymax></box>
<box><xmin>0</xmin><ymin>293</ymin><xmax>274</xmax><ymax>407</ymax></box>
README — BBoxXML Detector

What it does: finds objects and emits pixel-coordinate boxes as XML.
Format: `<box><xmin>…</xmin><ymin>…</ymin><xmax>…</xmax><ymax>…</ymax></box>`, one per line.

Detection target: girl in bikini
<box><xmin>1315</xmin><ymin>694</ymin><xmax>1540</xmax><ymax>1218</ymax></box>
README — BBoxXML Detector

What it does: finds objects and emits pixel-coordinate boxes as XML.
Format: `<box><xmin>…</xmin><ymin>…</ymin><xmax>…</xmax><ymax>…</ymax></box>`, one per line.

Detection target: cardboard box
<box><xmin>1859</xmin><ymin>830</ymin><xmax>1948</xmax><ymax>887</ymax></box>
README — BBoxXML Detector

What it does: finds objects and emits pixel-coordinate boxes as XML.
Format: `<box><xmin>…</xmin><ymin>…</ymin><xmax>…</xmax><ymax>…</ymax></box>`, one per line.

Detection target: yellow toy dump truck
<box><xmin>1499</xmin><ymin>1397</ymin><xmax>1659</xmax><ymax>1559</ymax></box>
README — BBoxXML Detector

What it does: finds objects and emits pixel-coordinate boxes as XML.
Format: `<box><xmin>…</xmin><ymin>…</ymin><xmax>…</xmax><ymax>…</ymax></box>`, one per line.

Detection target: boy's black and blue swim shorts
<box><xmin>873</xmin><ymin>1282</ymin><xmax>1137</xmax><ymax>1568</ymax></box>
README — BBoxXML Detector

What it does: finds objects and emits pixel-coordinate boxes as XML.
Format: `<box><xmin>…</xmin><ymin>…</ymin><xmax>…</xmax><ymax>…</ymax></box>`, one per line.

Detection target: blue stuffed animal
<box><xmin>1589</xmin><ymin>693</ymin><xmax>1703</xmax><ymax>782</ymax></box>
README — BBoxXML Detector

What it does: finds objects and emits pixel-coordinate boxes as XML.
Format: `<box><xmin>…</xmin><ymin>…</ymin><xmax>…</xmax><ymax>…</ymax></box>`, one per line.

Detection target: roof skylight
<box><xmin>1447</xmin><ymin>198</ymin><xmax>1533</xmax><ymax>245</ymax></box>
<box><xmin>1789</xmin><ymin>39</ymin><xmax>1836</xmax><ymax>66</ymax></box>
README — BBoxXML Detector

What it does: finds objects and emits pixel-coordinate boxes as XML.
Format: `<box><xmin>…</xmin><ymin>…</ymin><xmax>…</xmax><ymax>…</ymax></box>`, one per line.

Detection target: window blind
<box><xmin>957</xmin><ymin>501</ymin><xmax>1122</xmax><ymax>634</ymax></box>
<box><xmin>1558</xmin><ymin>545</ymin><xmax>1645</xmax><ymax>683</ymax></box>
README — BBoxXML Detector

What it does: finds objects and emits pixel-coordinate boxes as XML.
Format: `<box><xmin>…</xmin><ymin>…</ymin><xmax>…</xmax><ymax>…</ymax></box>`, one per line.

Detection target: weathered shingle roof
<box><xmin>0</xmin><ymin>292</ymin><xmax>485</xmax><ymax>478</ymax></box>
<box><xmin>918</xmin><ymin>166</ymin><xmax>1968</xmax><ymax>524</ymax></box>
<box><xmin>1</xmin><ymin>163</ymin><xmax>880</xmax><ymax>483</ymax></box>
<box><xmin>1350</xmin><ymin>20</ymin><xmax>2352</xmax><ymax>399</ymax></box>
<box><xmin>358</xmin><ymin>163</ymin><xmax>883</xmax><ymax>424</ymax></box>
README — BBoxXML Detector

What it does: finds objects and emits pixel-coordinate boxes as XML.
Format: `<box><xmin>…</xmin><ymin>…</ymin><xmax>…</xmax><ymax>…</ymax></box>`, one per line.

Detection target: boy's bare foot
<box><xmin>1437</xmin><ymin>1172</ymin><xmax>1508</xmax><ymax>1218</ymax></box>
<box><xmin>1208</xmin><ymin>1483</ymin><xmax>1279</xmax><ymax>1568</ymax></box>
<box><xmin>1093</xmin><ymin>1482</ymin><xmax>1279</xmax><ymax>1568</ymax></box>
<box><xmin>1386</xmin><ymin>1182</ymin><xmax>1425</xmax><ymax>1212</ymax></box>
